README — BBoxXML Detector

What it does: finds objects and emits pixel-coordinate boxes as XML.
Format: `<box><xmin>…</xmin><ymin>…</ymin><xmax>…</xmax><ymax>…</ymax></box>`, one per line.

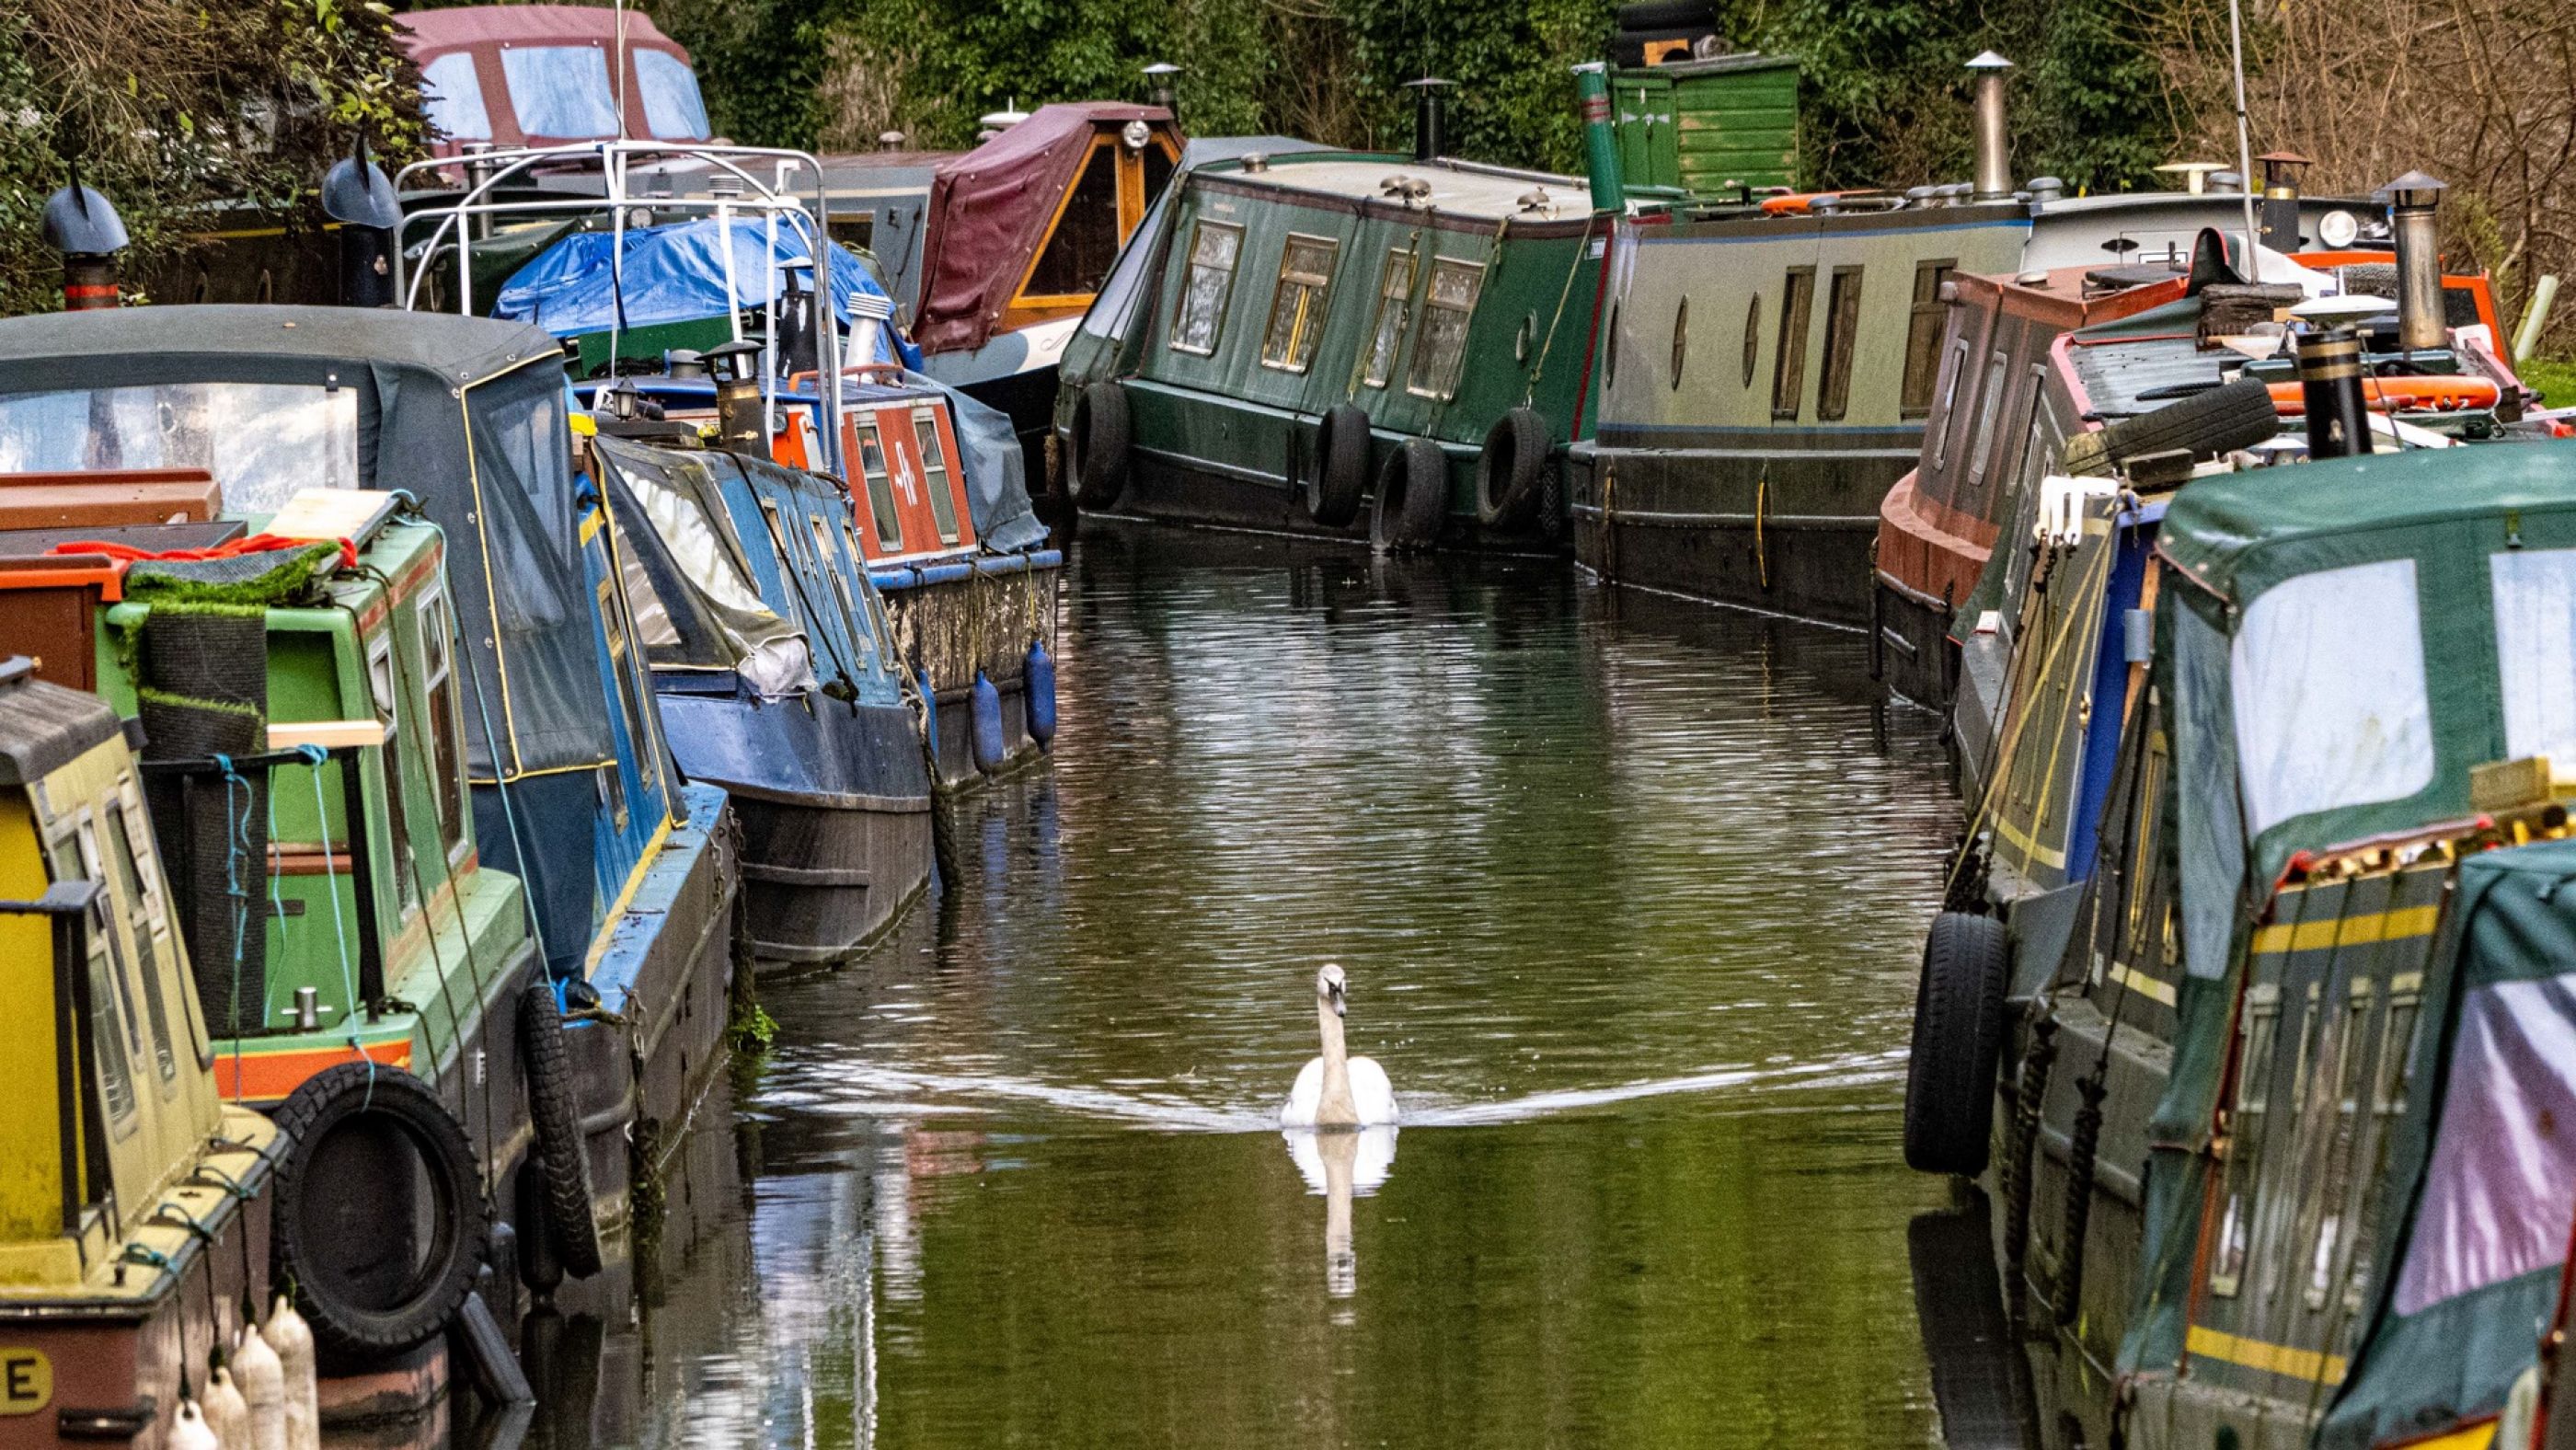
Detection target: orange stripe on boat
<box><xmin>216</xmin><ymin>1039</ymin><xmax>411</xmax><ymax>1102</ymax></box>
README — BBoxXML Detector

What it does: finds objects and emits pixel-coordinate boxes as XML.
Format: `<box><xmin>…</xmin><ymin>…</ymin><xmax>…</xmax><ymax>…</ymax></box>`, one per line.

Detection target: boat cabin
<box><xmin>398</xmin><ymin>5</ymin><xmax>713</xmax><ymax>157</ymax></box>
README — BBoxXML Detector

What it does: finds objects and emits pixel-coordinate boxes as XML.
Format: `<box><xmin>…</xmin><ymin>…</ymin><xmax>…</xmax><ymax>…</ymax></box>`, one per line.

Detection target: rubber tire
<box><xmin>1306</xmin><ymin>404</ymin><xmax>1371</xmax><ymax>528</ymax></box>
<box><xmin>1068</xmin><ymin>382</ymin><xmax>1132</xmax><ymax>509</ymax></box>
<box><xmin>1476</xmin><ymin>407</ymin><xmax>1550</xmax><ymax>529</ymax></box>
<box><xmin>518</xmin><ymin>976</ymin><xmax>602</xmax><ymax>1280</ymax></box>
<box><xmin>1370</xmin><ymin>437</ymin><xmax>1450</xmax><ymax>552</ymax></box>
<box><xmin>270</xmin><ymin>1063</ymin><xmax>489</xmax><ymax>1362</ymax></box>
<box><xmin>1616</xmin><ymin>0</ymin><xmax>1715</xmax><ymax>29</ymax></box>
<box><xmin>2099</xmin><ymin>375</ymin><xmax>2279</xmax><ymax>466</ymax></box>
<box><xmin>1903</xmin><ymin>911</ymin><xmax>2012</xmax><ymax>1176</ymax></box>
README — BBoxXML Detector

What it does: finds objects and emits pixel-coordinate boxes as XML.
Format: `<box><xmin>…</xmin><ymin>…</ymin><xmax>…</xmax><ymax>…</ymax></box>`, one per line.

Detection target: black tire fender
<box><xmin>1306</xmin><ymin>404</ymin><xmax>1372</xmax><ymax>528</ymax></box>
<box><xmin>1068</xmin><ymin>382</ymin><xmax>1132</xmax><ymax>509</ymax></box>
<box><xmin>1476</xmin><ymin>407</ymin><xmax>1551</xmax><ymax>529</ymax></box>
<box><xmin>519</xmin><ymin>975</ymin><xmax>602</xmax><ymax>1280</ymax></box>
<box><xmin>270</xmin><ymin>1062</ymin><xmax>490</xmax><ymax>1363</ymax></box>
<box><xmin>1370</xmin><ymin>437</ymin><xmax>1450</xmax><ymax>552</ymax></box>
<box><xmin>2099</xmin><ymin>375</ymin><xmax>2280</xmax><ymax>466</ymax></box>
<box><xmin>1903</xmin><ymin>911</ymin><xmax>2012</xmax><ymax>1176</ymax></box>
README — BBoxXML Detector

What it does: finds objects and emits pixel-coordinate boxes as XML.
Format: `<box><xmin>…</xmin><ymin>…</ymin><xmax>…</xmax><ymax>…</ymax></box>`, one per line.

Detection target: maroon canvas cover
<box><xmin>397</xmin><ymin>5</ymin><xmax>684</xmax><ymax>54</ymax></box>
<box><xmin>913</xmin><ymin>103</ymin><xmax>1167</xmax><ymax>356</ymax></box>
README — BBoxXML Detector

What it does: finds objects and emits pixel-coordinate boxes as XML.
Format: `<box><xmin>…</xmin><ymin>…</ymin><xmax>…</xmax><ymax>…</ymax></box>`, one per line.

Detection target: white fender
<box><xmin>262</xmin><ymin>1295</ymin><xmax>319</xmax><ymax>1450</ymax></box>
<box><xmin>234</xmin><ymin>1324</ymin><xmax>287</xmax><ymax>1450</ymax></box>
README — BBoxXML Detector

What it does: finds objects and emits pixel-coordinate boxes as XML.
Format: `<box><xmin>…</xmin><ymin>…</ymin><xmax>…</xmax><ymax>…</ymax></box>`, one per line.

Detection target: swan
<box><xmin>1280</xmin><ymin>963</ymin><xmax>1398</xmax><ymax>1127</ymax></box>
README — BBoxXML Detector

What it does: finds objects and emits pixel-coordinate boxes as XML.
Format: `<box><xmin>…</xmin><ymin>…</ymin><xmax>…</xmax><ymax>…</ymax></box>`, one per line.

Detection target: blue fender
<box><xmin>1024</xmin><ymin>639</ymin><xmax>1058</xmax><ymax>749</ymax></box>
<box><xmin>970</xmin><ymin>669</ymin><xmax>1006</xmax><ymax>775</ymax></box>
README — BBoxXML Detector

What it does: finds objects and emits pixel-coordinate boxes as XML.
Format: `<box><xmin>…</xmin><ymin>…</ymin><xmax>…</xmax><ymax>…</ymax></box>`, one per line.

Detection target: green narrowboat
<box><xmin>1900</xmin><ymin>436</ymin><xmax>2576</xmax><ymax>1450</ymax></box>
<box><xmin>0</xmin><ymin>655</ymin><xmax>282</xmax><ymax>1447</ymax></box>
<box><xmin>1052</xmin><ymin>129</ymin><xmax>1608</xmax><ymax>551</ymax></box>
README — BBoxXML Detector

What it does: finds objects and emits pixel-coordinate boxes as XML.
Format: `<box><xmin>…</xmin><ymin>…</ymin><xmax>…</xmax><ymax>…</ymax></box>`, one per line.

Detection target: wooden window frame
<box><xmin>1406</xmin><ymin>257</ymin><xmax>1488</xmax><ymax>402</ymax></box>
<box><xmin>1259</xmin><ymin>233</ymin><xmax>1342</xmax><ymax>375</ymax></box>
<box><xmin>1815</xmin><ymin>266</ymin><xmax>1866</xmax><ymax>421</ymax></box>
<box><xmin>1167</xmin><ymin>218</ymin><xmax>1246</xmax><ymax>358</ymax></box>
<box><xmin>1900</xmin><ymin>260</ymin><xmax>1958</xmax><ymax>418</ymax></box>
<box><xmin>1361</xmin><ymin>247</ymin><xmax>1418</xmax><ymax>389</ymax></box>
<box><xmin>1769</xmin><ymin>266</ymin><xmax>1816</xmax><ymax>420</ymax></box>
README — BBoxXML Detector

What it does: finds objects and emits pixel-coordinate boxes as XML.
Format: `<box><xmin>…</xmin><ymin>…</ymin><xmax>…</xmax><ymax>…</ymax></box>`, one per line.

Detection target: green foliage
<box><xmin>2518</xmin><ymin>358</ymin><xmax>2576</xmax><ymax>412</ymax></box>
<box><xmin>0</xmin><ymin>0</ymin><xmax>425</xmax><ymax>316</ymax></box>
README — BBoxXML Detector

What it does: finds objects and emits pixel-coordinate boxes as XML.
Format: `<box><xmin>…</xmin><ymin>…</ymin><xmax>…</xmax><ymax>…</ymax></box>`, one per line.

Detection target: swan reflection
<box><xmin>1283</xmin><ymin>1125</ymin><xmax>1397</xmax><ymax>1298</ymax></box>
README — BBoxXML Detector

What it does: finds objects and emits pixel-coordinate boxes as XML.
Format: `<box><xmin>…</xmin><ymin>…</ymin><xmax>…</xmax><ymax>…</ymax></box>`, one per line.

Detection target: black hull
<box><xmin>1872</xmin><ymin>572</ymin><xmax>1959</xmax><ymax>708</ymax></box>
<box><xmin>733</xmin><ymin>790</ymin><xmax>933</xmax><ymax>963</ymax></box>
<box><xmin>1102</xmin><ymin>452</ymin><xmax>1567</xmax><ymax>555</ymax></box>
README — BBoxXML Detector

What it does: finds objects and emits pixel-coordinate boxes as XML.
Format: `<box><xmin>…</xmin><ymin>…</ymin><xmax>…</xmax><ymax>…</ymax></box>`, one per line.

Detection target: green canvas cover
<box><xmin>2324</xmin><ymin>835</ymin><xmax>2576</xmax><ymax>1447</ymax></box>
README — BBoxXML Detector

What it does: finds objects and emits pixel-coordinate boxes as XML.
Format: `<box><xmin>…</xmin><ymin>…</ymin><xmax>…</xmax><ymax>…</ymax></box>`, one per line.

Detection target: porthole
<box><xmin>1515</xmin><ymin>313</ymin><xmax>1536</xmax><ymax>363</ymax></box>
<box><xmin>1670</xmin><ymin>296</ymin><xmax>1689</xmax><ymax>389</ymax></box>
<box><xmin>1605</xmin><ymin>301</ymin><xmax>1620</xmax><ymax>388</ymax></box>
<box><xmin>1742</xmin><ymin>294</ymin><xmax>1762</xmax><ymax>387</ymax></box>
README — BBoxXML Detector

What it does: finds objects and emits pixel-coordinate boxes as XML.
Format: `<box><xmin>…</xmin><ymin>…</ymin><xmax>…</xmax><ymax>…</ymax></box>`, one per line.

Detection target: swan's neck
<box><xmin>1315</xmin><ymin>996</ymin><xmax>1359</xmax><ymax>1126</ymax></box>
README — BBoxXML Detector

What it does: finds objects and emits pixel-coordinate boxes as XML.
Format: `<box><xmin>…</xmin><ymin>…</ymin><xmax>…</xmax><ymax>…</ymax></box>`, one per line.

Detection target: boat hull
<box><xmin>656</xmin><ymin>689</ymin><xmax>933</xmax><ymax>964</ymax></box>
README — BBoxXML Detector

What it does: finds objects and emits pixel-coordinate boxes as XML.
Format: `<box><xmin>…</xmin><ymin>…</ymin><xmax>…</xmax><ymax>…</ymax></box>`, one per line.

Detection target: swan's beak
<box><xmin>1327</xmin><ymin>980</ymin><xmax>1345</xmax><ymax>1018</ymax></box>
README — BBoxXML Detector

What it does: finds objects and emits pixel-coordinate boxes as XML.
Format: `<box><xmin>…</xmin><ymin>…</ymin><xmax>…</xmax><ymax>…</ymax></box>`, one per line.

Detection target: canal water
<box><xmin>513</xmin><ymin>522</ymin><xmax>1976</xmax><ymax>1448</ymax></box>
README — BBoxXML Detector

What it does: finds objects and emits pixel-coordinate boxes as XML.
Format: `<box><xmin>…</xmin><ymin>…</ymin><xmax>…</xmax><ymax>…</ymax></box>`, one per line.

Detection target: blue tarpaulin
<box><xmin>496</xmin><ymin>217</ymin><xmax>923</xmax><ymax>368</ymax></box>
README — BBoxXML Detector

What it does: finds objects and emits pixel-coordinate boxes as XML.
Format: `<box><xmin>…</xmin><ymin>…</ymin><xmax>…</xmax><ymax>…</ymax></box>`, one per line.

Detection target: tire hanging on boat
<box><xmin>1023</xmin><ymin>639</ymin><xmax>1058</xmax><ymax>749</ymax></box>
<box><xmin>1306</xmin><ymin>404</ymin><xmax>1372</xmax><ymax>529</ymax></box>
<box><xmin>1370</xmin><ymin>437</ymin><xmax>1449</xmax><ymax>553</ymax></box>
<box><xmin>268</xmin><ymin>1062</ymin><xmax>489</xmax><ymax>1363</ymax></box>
<box><xmin>1902</xmin><ymin>910</ymin><xmax>2011</xmax><ymax>1176</ymax></box>
<box><xmin>970</xmin><ymin>669</ymin><xmax>1007</xmax><ymax>775</ymax></box>
<box><xmin>1069</xmin><ymin>382</ymin><xmax>1132</xmax><ymax>509</ymax></box>
<box><xmin>1476</xmin><ymin>407</ymin><xmax>1550</xmax><ymax>529</ymax></box>
<box><xmin>518</xmin><ymin>974</ymin><xmax>602</xmax><ymax>1280</ymax></box>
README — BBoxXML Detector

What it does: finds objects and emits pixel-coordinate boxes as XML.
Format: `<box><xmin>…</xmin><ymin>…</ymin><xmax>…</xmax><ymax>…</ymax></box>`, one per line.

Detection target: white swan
<box><xmin>1280</xmin><ymin>963</ymin><xmax>1398</xmax><ymax>1127</ymax></box>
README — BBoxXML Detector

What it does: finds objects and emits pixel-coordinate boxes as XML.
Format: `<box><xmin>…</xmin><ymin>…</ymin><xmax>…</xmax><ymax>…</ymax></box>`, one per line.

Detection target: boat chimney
<box><xmin>877</xmin><ymin>131</ymin><xmax>907</xmax><ymax>152</ymax></box>
<box><xmin>1405</xmin><ymin>76</ymin><xmax>1455</xmax><ymax>163</ymax></box>
<box><xmin>2386</xmin><ymin>170</ymin><xmax>2449</xmax><ymax>352</ymax></box>
<box><xmin>1572</xmin><ymin>62</ymin><xmax>1625</xmax><ymax>213</ymax></box>
<box><xmin>2295</xmin><ymin>323</ymin><xmax>2375</xmax><ymax>458</ymax></box>
<box><xmin>40</xmin><ymin>171</ymin><xmax>127</xmax><ymax>312</ymax></box>
<box><xmin>461</xmin><ymin>141</ymin><xmax>498</xmax><ymax>240</ymax></box>
<box><xmin>322</xmin><ymin>138</ymin><xmax>401</xmax><ymax>308</ymax></box>
<box><xmin>703</xmin><ymin>339</ymin><xmax>770</xmax><ymax>455</ymax></box>
<box><xmin>2258</xmin><ymin>151</ymin><xmax>2311</xmax><ymax>252</ymax></box>
<box><xmin>1144</xmin><ymin>62</ymin><xmax>1182</xmax><ymax>121</ymax></box>
<box><xmin>1967</xmin><ymin>52</ymin><xmax>2013</xmax><ymax>201</ymax></box>
<box><xmin>776</xmin><ymin>261</ymin><xmax>821</xmax><ymax>379</ymax></box>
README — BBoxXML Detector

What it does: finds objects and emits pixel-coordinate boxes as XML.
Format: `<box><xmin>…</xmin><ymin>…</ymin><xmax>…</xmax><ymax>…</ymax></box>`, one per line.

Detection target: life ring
<box><xmin>1370</xmin><ymin>437</ymin><xmax>1449</xmax><ymax>552</ymax></box>
<box><xmin>270</xmin><ymin>1063</ymin><xmax>489</xmax><ymax>1361</ymax></box>
<box><xmin>1068</xmin><ymin>382</ymin><xmax>1132</xmax><ymax>509</ymax></box>
<box><xmin>1902</xmin><ymin>911</ymin><xmax>2011</xmax><ymax>1176</ymax></box>
<box><xmin>519</xmin><ymin>975</ymin><xmax>602</xmax><ymax>1281</ymax></box>
<box><xmin>1476</xmin><ymin>407</ymin><xmax>1551</xmax><ymax>529</ymax></box>
<box><xmin>1306</xmin><ymin>404</ymin><xmax>1372</xmax><ymax>529</ymax></box>
<box><xmin>2266</xmin><ymin>374</ymin><xmax>2501</xmax><ymax>415</ymax></box>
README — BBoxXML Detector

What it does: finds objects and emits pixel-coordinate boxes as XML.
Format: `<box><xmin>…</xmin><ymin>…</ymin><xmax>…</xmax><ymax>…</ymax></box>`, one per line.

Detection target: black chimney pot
<box><xmin>1403</xmin><ymin>77</ymin><xmax>1455</xmax><ymax>164</ymax></box>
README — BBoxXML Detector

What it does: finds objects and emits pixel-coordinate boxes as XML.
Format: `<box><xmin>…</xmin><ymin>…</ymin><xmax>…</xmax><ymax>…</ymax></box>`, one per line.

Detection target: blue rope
<box><xmin>213</xmin><ymin>754</ymin><xmax>255</xmax><ymax>1074</ymax></box>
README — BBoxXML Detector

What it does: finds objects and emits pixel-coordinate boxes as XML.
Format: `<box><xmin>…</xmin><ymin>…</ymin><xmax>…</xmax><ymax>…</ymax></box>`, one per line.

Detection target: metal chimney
<box><xmin>2385</xmin><ymin>170</ymin><xmax>2449</xmax><ymax>352</ymax></box>
<box><xmin>1967</xmin><ymin>52</ymin><xmax>2013</xmax><ymax>201</ymax></box>
<box><xmin>40</xmin><ymin>176</ymin><xmax>128</xmax><ymax>312</ymax></box>
<box><xmin>1573</xmin><ymin>63</ymin><xmax>1625</xmax><ymax>213</ymax></box>
<box><xmin>322</xmin><ymin>139</ymin><xmax>401</xmax><ymax>308</ymax></box>
<box><xmin>1144</xmin><ymin>62</ymin><xmax>1182</xmax><ymax>121</ymax></box>
<box><xmin>2296</xmin><ymin>324</ymin><xmax>2375</xmax><ymax>458</ymax></box>
<box><xmin>1404</xmin><ymin>76</ymin><xmax>1455</xmax><ymax>163</ymax></box>
<box><xmin>2257</xmin><ymin>150</ymin><xmax>2311</xmax><ymax>252</ymax></box>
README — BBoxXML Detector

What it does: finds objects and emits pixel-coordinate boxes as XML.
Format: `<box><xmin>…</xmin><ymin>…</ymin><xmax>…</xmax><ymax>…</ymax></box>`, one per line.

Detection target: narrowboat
<box><xmin>0</xmin><ymin>655</ymin><xmax>282</xmax><ymax>1447</ymax></box>
<box><xmin>1051</xmin><ymin>93</ymin><xmax>1607</xmax><ymax>553</ymax></box>
<box><xmin>0</xmin><ymin>305</ymin><xmax>744</xmax><ymax>1378</ymax></box>
<box><xmin>586</xmin><ymin>423</ymin><xmax>934</xmax><ymax>962</ymax></box>
<box><xmin>820</xmin><ymin>101</ymin><xmax>1187</xmax><ymax>461</ymax></box>
<box><xmin>1901</xmin><ymin>434</ymin><xmax>2576</xmax><ymax>1450</ymax></box>
<box><xmin>1875</xmin><ymin>180</ymin><xmax>2528</xmax><ymax>705</ymax></box>
<box><xmin>1568</xmin><ymin>53</ymin><xmax>2367</xmax><ymax>626</ymax></box>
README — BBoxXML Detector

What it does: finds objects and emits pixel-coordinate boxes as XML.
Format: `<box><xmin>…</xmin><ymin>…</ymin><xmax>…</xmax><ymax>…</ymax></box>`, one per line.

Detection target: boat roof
<box><xmin>1198</xmin><ymin>155</ymin><xmax>1588</xmax><ymax>224</ymax></box>
<box><xmin>2159</xmin><ymin>438</ymin><xmax>2576</xmax><ymax>604</ymax></box>
<box><xmin>0</xmin><ymin>662</ymin><xmax>117</xmax><ymax>788</ymax></box>
<box><xmin>397</xmin><ymin>4</ymin><xmax>685</xmax><ymax>53</ymax></box>
<box><xmin>0</xmin><ymin>305</ymin><xmax>562</xmax><ymax>389</ymax></box>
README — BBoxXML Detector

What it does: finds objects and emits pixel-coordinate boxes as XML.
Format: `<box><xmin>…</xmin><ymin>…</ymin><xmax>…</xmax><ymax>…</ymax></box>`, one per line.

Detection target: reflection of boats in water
<box><xmin>1908</xmin><ymin>1190</ymin><xmax>2036</xmax><ymax>1450</ymax></box>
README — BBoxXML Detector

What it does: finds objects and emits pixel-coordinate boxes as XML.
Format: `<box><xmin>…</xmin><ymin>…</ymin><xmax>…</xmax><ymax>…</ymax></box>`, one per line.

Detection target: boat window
<box><xmin>1168</xmin><ymin>219</ymin><xmax>1244</xmax><ymax>357</ymax></box>
<box><xmin>1769</xmin><ymin>267</ymin><xmax>1815</xmax><ymax>420</ymax></box>
<box><xmin>1259</xmin><ymin>234</ymin><xmax>1340</xmax><ymax>375</ymax></box>
<box><xmin>2490</xmin><ymin>547</ymin><xmax>2576</xmax><ymax>765</ymax></box>
<box><xmin>2211</xmin><ymin>982</ymin><xmax>2280</xmax><ymax>1296</ymax></box>
<box><xmin>1928</xmin><ymin>338</ymin><xmax>1970</xmax><ymax>470</ymax></box>
<box><xmin>857</xmin><ymin>423</ymin><xmax>903</xmax><ymax>552</ymax></box>
<box><xmin>1026</xmin><ymin>142</ymin><xmax>1123</xmax><ymax>302</ymax></box>
<box><xmin>420</xmin><ymin>52</ymin><xmax>493</xmax><ymax>143</ymax></box>
<box><xmin>367</xmin><ymin>635</ymin><xmax>421</xmax><ymax>917</ymax></box>
<box><xmin>829</xmin><ymin>211</ymin><xmax>876</xmax><ymax>254</ymax></box>
<box><xmin>634</xmin><ymin>49</ymin><xmax>710</xmax><ymax>141</ymax></box>
<box><xmin>101</xmin><ymin>806</ymin><xmax>178</xmax><ymax>1088</ymax></box>
<box><xmin>811</xmin><ymin>514</ymin><xmax>861</xmax><ymax>642</ymax></box>
<box><xmin>1968</xmin><ymin>349</ymin><xmax>2011</xmax><ymax>483</ymax></box>
<box><xmin>1668</xmin><ymin>296</ymin><xmax>1689</xmax><ymax>389</ymax></box>
<box><xmin>1900</xmin><ymin>261</ymin><xmax>1957</xmax><ymax>417</ymax></box>
<box><xmin>1816</xmin><ymin>267</ymin><xmax>1865</xmax><ymax>420</ymax></box>
<box><xmin>0</xmin><ymin>382</ymin><xmax>359</xmax><ymax>517</ymax></box>
<box><xmin>2231</xmin><ymin>560</ymin><xmax>2433</xmax><ymax>836</ymax></box>
<box><xmin>417</xmin><ymin>586</ymin><xmax>466</xmax><ymax>857</ymax></box>
<box><xmin>1361</xmin><ymin>248</ymin><xmax>1417</xmax><ymax>389</ymax></box>
<box><xmin>117</xmin><ymin>780</ymin><xmax>208</xmax><ymax>1068</ymax></box>
<box><xmin>1406</xmin><ymin>258</ymin><xmax>1486</xmax><ymax>401</ymax></box>
<box><xmin>64</xmin><ymin>824</ymin><xmax>139</xmax><ymax>1133</ymax></box>
<box><xmin>1740</xmin><ymin>294</ymin><xmax>1761</xmax><ymax>387</ymax></box>
<box><xmin>914</xmin><ymin>411</ymin><xmax>961</xmax><ymax>545</ymax></box>
<box><xmin>1142</xmin><ymin>144</ymin><xmax>1176</xmax><ymax>209</ymax></box>
<box><xmin>501</xmin><ymin>44</ymin><xmax>620</xmax><ymax>139</ymax></box>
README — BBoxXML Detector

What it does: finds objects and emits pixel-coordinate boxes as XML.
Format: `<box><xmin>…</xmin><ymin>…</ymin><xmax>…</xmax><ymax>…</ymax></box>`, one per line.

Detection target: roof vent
<box><xmin>1240</xmin><ymin>152</ymin><xmax>1270</xmax><ymax>174</ymax></box>
<box><xmin>1517</xmin><ymin>186</ymin><xmax>1554</xmax><ymax>215</ymax></box>
<box><xmin>2027</xmin><ymin>176</ymin><xmax>2064</xmax><ymax>203</ymax></box>
<box><xmin>1379</xmin><ymin>175</ymin><xmax>1432</xmax><ymax>205</ymax></box>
